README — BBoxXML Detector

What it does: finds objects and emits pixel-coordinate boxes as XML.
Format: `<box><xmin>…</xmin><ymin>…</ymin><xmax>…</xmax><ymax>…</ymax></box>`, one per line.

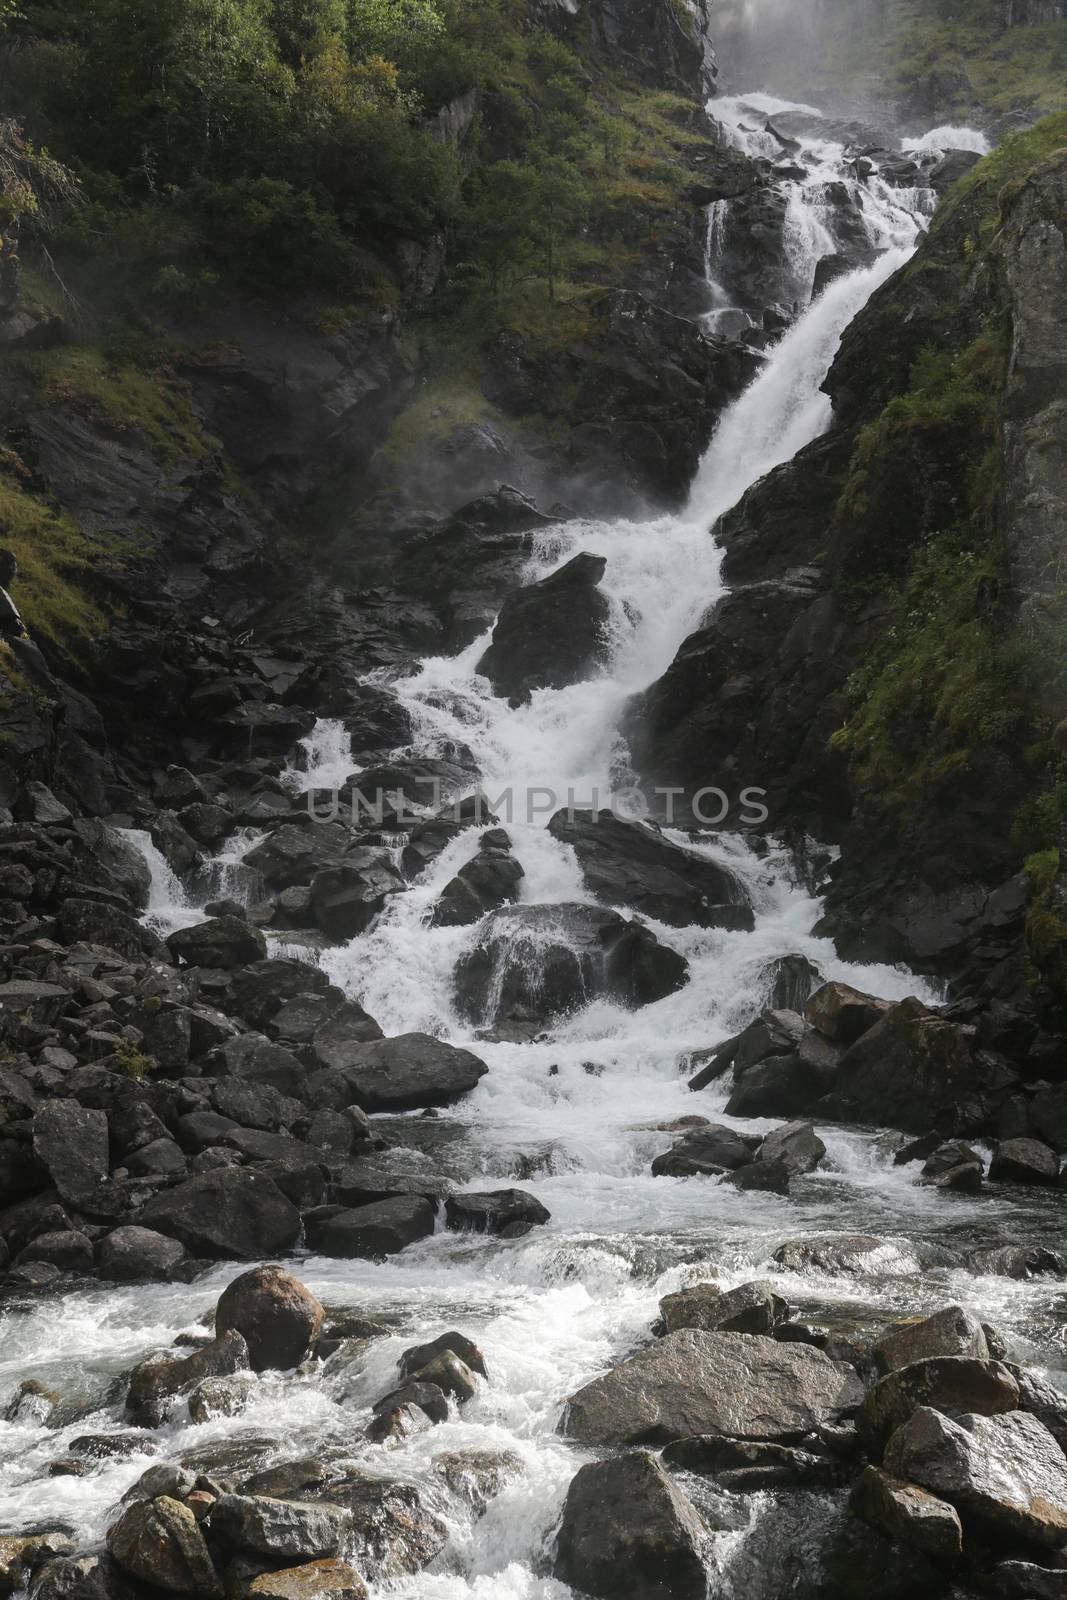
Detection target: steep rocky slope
<box><xmin>631</xmin><ymin>114</ymin><xmax>1067</xmax><ymax>1045</ymax></box>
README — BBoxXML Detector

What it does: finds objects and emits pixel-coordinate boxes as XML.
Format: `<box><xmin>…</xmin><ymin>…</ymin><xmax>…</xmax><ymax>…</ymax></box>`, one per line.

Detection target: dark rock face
<box><xmin>139</xmin><ymin>1169</ymin><xmax>301</xmax><ymax>1260</ymax></box>
<box><xmin>652</xmin><ymin>1122</ymin><xmax>755</xmax><ymax>1176</ymax></box>
<box><xmin>167</xmin><ymin>916</ymin><xmax>267</xmax><ymax>970</ymax></box>
<box><xmin>849</xmin><ymin>1466</ymin><xmax>963</xmax><ymax>1566</ymax></box>
<box><xmin>820</xmin><ymin>998</ymin><xmax>1016</xmax><ymax>1135</ymax></box>
<box><xmin>32</xmin><ymin>1099</ymin><xmax>109</xmax><ymax>1207</ymax></box>
<box><xmin>304</xmin><ymin>1196</ymin><xmax>436</xmax><ymax>1259</ymax></box>
<box><xmin>215</xmin><ymin>1266</ymin><xmax>325</xmax><ymax>1372</ymax></box>
<box><xmin>476</xmin><ymin>554</ymin><xmax>612</xmax><ymax>706</ymax></box>
<box><xmin>453</xmin><ymin>902</ymin><xmax>688</xmax><ymax>1024</ymax></box>
<box><xmin>553</xmin><ymin>1451</ymin><xmax>708</xmax><ymax>1600</ymax></box>
<box><xmin>561</xmin><ymin>1328</ymin><xmax>863</xmax><ymax>1446</ymax></box>
<box><xmin>311</xmin><ymin>1032</ymin><xmax>489</xmax><ymax>1112</ymax></box>
<box><xmin>431</xmin><ymin>832</ymin><xmax>524</xmax><ymax>927</ymax></box>
<box><xmin>444</xmin><ymin>1189</ymin><xmax>550</xmax><ymax>1236</ymax></box>
<box><xmin>547</xmin><ymin>809</ymin><xmax>753</xmax><ymax>929</ymax></box>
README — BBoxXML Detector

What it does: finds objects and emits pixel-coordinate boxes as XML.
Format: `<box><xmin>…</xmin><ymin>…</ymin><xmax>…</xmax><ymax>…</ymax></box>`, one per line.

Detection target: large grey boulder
<box><xmin>98</xmin><ymin>1226</ymin><xmax>186</xmax><ymax>1284</ymax></box>
<box><xmin>454</xmin><ymin>902</ymin><xmax>687</xmax><ymax>1025</ymax></box>
<box><xmin>560</xmin><ymin>1329</ymin><xmax>863</xmax><ymax>1446</ymax></box>
<box><xmin>871</xmin><ymin>1306</ymin><xmax>992</xmax><ymax>1376</ymax></box>
<box><xmin>547</xmin><ymin>808</ymin><xmax>753</xmax><ymax>930</ymax></box>
<box><xmin>884</xmin><ymin>1407</ymin><xmax>1067</xmax><ymax>1548</ymax></box>
<box><xmin>33</xmin><ymin>1099</ymin><xmax>109</xmax><ymax>1207</ymax></box>
<box><xmin>849</xmin><ymin>1466</ymin><xmax>963</xmax><ymax>1565</ymax></box>
<box><xmin>659</xmin><ymin>1280</ymin><xmax>789</xmax><ymax>1336</ymax></box>
<box><xmin>138</xmin><ymin>1168</ymin><xmax>301</xmax><ymax>1261</ymax></box>
<box><xmin>166</xmin><ymin>916</ymin><xmax>266</xmax><ymax>969</ymax></box>
<box><xmin>857</xmin><ymin>1357</ymin><xmax>1020</xmax><ymax>1451</ymax></box>
<box><xmin>304</xmin><ymin>1196</ymin><xmax>435</xmax><ymax>1259</ymax></box>
<box><xmin>210</xmin><ymin>1494</ymin><xmax>346</xmax><ymax>1559</ymax></box>
<box><xmin>477</xmin><ymin>553</ymin><xmax>612</xmax><ymax>706</ymax></box>
<box><xmin>552</xmin><ymin>1451</ymin><xmax>707</xmax><ymax>1600</ymax></box>
<box><xmin>308</xmin><ymin>1032</ymin><xmax>488</xmax><ymax>1113</ymax></box>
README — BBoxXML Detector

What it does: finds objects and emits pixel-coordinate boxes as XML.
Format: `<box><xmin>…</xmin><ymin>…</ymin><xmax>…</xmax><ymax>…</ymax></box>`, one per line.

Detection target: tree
<box><xmin>527</xmin><ymin>153</ymin><xmax>587</xmax><ymax>298</ymax></box>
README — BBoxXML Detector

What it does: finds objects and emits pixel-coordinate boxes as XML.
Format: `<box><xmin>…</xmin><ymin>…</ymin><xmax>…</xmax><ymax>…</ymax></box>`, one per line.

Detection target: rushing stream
<box><xmin>5</xmin><ymin>95</ymin><xmax>1063</xmax><ymax>1600</ymax></box>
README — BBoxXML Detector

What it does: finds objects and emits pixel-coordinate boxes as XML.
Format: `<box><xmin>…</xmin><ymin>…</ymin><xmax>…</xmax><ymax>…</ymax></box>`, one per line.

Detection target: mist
<box><xmin>713</xmin><ymin>0</ymin><xmax>895</xmax><ymax>104</ymax></box>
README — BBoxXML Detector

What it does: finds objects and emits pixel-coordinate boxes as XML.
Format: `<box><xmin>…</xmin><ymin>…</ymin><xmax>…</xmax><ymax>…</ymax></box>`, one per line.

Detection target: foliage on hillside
<box><xmin>0</xmin><ymin>0</ymin><xmax>706</xmax><ymax>309</ymax></box>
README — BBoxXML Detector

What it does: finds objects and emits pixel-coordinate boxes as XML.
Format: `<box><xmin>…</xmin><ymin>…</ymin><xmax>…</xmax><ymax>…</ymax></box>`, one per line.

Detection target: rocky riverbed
<box><xmin>1</xmin><ymin>43</ymin><xmax>1067</xmax><ymax>1600</ymax></box>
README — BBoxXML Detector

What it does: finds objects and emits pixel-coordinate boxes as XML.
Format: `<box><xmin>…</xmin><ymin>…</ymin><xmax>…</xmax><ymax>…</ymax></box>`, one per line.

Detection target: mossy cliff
<box><xmin>632</xmin><ymin>113</ymin><xmax>1067</xmax><ymax>1029</ymax></box>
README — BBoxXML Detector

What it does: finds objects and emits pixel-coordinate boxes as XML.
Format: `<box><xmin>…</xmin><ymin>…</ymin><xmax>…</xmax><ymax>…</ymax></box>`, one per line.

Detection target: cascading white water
<box><xmin>6</xmin><ymin>96</ymin><xmax>1062</xmax><ymax>1600</ymax></box>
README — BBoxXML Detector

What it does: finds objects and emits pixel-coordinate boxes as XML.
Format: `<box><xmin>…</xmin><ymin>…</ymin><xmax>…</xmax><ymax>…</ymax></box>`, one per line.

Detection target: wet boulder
<box><xmin>773</xmin><ymin>1234</ymin><xmax>961</xmax><ymax>1276</ymax></box>
<box><xmin>453</xmin><ymin>902</ymin><xmax>687</xmax><ymax>1025</ymax></box>
<box><xmin>553</xmin><ymin>1450</ymin><xmax>707</xmax><ymax>1600</ymax></box>
<box><xmin>476</xmin><ymin>553</ymin><xmax>611</xmax><ymax>706</ymax></box>
<box><xmin>187</xmin><ymin>1372</ymin><xmax>257</xmax><ymax>1423</ymax></box>
<box><xmin>399</xmin><ymin>1331</ymin><xmax>488</xmax><ymax>1381</ymax></box>
<box><xmin>32</xmin><ymin>1099</ymin><xmax>109</xmax><ymax>1207</ymax></box>
<box><xmin>857</xmin><ymin>1357</ymin><xmax>1020</xmax><ymax>1451</ymax></box>
<box><xmin>989</xmin><ymin>1137</ymin><xmax>1060</xmax><ymax>1185</ymax></box>
<box><xmin>126</xmin><ymin>1329</ymin><xmax>250</xmax><ymax>1426</ymax></box>
<box><xmin>107</xmin><ymin>1496</ymin><xmax>222</xmax><ymax>1596</ymax></box>
<box><xmin>406</xmin><ymin>1349</ymin><xmax>478</xmax><ymax>1403</ymax></box>
<box><xmin>316</xmin><ymin>1470</ymin><xmax>447</xmax><ymax>1580</ymax></box>
<box><xmin>661</xmin><ymin>1435</ymin><xmax>840</xmax><ymax>1491</ymax></box>
<box><xmin>757</xmin><ymin>1120</ymin><xmax>825</xmax><ymax>1174</ymax></box>
<box><xmin>871</xmin><ymin>1306</ymin><xmax>992</xmax><ymax>1377</ymax></box>
<box><xmin>167</xmin><ymin>916</ymin><xmax>267</xmax><ymax>969</ymax></box>
<box><xmin>215</xmin><ymin>1266</ymin><xmax>325</xmax><ymax>1372</ymax></box>
<box><xmin>918</xmin><ymin>1140</ymin><xmax>984</xmax><ymax>1191</ymax></box>
<box><xmin>371</xmin><ymin>1380</ymin><xmax>449</xmax><ymax>1427</ymax></box>
<box><xmin>547</xmin><ymin>809</ymin><xmax>753</xmax><ymax>930</ymax></box>
<box><xmin>884</xmin><ymin>1407</ymin><xmax>1067</xmax><ymax>1549</ymax></box>
<box><xmin>651</xmin><ymin>1122</ymin><xmax>756</xmax><ymax>1176</ymax></box>
<box><xmin>968</xmin><ymin>1244</ymin><xmax>1067</xmax><ymax>1279</ymax></box>
<box><xmin>433</xmin><ymin>1448</ymin><xmax>523</xmax><ymax>1510</ymax></box>
<box><xmin>246</xmin><ymin>1560</ymin><xmax>368</xmax><ymax>1600</ymax></box>
<box><xmin>444</xmin><ymin>1188</ymin><xmax>550</xmax><ymax>1236</ymax></box>
<box><xmin>990</xmin><ymin>1563</ymin><xmax>1067</xmax><ymax>1599</ymax></box>
<box><xmin>430</xmin><ymin>834</ymin><xmax>524</xmax><ymax>927</ymax></box>
<box><xmin>308</xmin><ymin>1032</ymin><xmax>488</xmax><ymax>1113</ymax></box>
<box><xmin>310</xmin><ymin>852</ymin><xmax>405</xmax><ymax>941</ymax></box>
<box><xmin>725</xmin><ymin>1053</ymin><xmax>815</xmax><ymax>1118</ymax></box>
<box><xmin>210</xmin><ymin>1494</ymin><xmax>346</xmax><ymax>1560</ymax></box>
<box><xmin>806</xmin><ymin>981</ymin><xmax>891</xmax><ymax>1043</ymax></box>
<box><xmin>0</xmin><ymin>1530</ymin><xmax>75</xmax><ymax>1597</ymax></box>
<box><xmin>849</xmin><ymin>1466</ymin><xmax>963</xmax><ymax>1565</ymax></box>
<box><xmin>561</xmin><ymin>1328</ymin><xmax>863</xmax><ymax>1446</ymax></box>
<box><xmin>659</xmin><ymin>1279</ymin><xmax>790</xmax><ymax>1336</ymax></box>
<box><xmin>138</xmin><ymin>1168</ymin><xmax>301</xmax><ymax>1260</ymax></box>
<box><xmin>304</xmin><ymin>1196</ymin><xmax>435</xmax><ymax>1259</ymax></box>
<box><xmin>303</xmin><ymin>1000</ymin><xmax>383</xmax><ymax>1067</ymax></box>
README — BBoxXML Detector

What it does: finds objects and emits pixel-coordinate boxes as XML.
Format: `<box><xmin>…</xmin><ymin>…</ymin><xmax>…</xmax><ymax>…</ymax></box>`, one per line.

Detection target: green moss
<box><xmin>11</xmin><ymin>347</ymin><xmax>213</xmax><ymax>469</ymax></box>
<box><xmin>830</xmin><ymin>321</ymin><xmax>1019</xmax><ymax>817</ymax></box>
<box><xmin>0</xmin><ymin>451</ymin><xmax>136</xmax><ymax>656</ymax></box>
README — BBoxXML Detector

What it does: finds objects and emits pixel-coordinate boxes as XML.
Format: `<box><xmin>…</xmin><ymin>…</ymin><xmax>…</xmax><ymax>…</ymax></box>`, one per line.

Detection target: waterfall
<box><xmin>6</xmin><ymin>93</ymin><xmax>1046</xmax><ymax>1600</ymax></box>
